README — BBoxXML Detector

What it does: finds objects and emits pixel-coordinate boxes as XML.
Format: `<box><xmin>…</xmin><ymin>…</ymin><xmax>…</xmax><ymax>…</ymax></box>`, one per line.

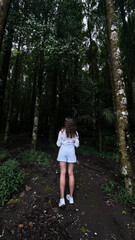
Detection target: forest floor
<box><xmin>0</xmin><ymin>135</ymin><xmax>135</xmax><ymax>240</ymax></box>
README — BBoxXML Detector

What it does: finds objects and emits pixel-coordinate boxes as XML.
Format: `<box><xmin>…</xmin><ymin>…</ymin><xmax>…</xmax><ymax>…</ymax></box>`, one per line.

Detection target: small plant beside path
<box><xmin>0</xmin><ymin>159</ymin><xmax>25</xmax><ymax>206</ymax></box>
<box><xmin>101</xmin><ymin>180</ymin><xmax>135</xmax><ymax>204</ymax></box>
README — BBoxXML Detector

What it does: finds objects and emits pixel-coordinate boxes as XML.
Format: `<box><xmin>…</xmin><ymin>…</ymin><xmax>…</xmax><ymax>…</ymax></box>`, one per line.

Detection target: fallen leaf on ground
<box><xmin>81</xmin><ymin>211</ymin><xmax>85</xmax><ymax>216</ymax></box>
<box><xmin>29</xmin><ymin>222</ymin><xmax>33</xmax><ymax>228</ymax></box>
<box><xmin>25</xmin><ymin>185</ymin><xmax>32</xmax><ymax>192</ymax></box>
<box><xmin>81</xmin><ymin>226</ymin><xmax>86</xmax><ymax>233</ymax></box>
<box><xmin>122</xmin><ymin>211</ymin><xmax>127</xmax><ymax>214</ymax></box>
<box><xmin>18</xmin><ymin>224</ymin><xmax>24</xmax><ymax>228</ymax></box>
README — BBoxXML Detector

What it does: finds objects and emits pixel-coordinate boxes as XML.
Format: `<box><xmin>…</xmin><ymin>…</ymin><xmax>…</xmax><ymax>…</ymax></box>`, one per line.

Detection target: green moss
<box><xmin>9</xmin><ymin>198</ymin><xmax>21</xmax><ymax>204</ymax></box>
<box><xmin>44</xmin><ymin>185</ymin><xmax>55</xmax><ymax>193</ymax></box>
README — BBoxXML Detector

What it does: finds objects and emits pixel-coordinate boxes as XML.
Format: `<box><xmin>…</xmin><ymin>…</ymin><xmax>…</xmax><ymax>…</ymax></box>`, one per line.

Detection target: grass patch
<box><xmin>20</xmin><ymin>150</ymin><xmax>51</xmax><ymax>167</ymax></box>
<box><xmin>101</xmin><ymin>180</ymin><xmax>135</xmax><ymax>204</ymax></box>
<box><xmin>0</xmin><ymin>159</ymin><xmax>25</xmax><ymax>206</ymax></box>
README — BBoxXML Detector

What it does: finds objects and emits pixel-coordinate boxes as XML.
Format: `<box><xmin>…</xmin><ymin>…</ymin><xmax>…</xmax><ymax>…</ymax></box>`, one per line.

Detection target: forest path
<box><xmin>49</xmin><ymin>153</ymin><xmax>134</xmax><ymax>240</ymax></box>
<box><xmin>0</xmin><ymin>146</ymin><xmax>135</xmax><ymax>240</ymax></box>
<box><xmin>72</xmin><ymin>162</ymin><xmax>134</xmax><ymax>240</ymax></box>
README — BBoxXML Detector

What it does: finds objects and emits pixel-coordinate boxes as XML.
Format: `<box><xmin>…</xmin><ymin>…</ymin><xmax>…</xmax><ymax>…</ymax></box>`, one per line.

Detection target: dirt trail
<box><xmin>73</xmin><ymin>163</ymin><xmax>134</xmax><ymax>240</ymax></box>
<box><xmin>0</xmin><ymin>147</ymin><xmax>135</xmax><ymax>240</ymax></box>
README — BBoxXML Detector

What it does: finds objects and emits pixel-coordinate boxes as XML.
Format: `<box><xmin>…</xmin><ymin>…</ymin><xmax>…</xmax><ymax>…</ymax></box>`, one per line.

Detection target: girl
<box><xmin>56</xmin><ymin>118</ymin><xmax>79</xmax><ymax>207</ymax></box>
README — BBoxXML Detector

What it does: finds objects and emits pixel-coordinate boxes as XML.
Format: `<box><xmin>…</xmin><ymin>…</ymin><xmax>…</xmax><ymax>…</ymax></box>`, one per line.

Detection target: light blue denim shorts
<box><xmin>57</xmin><ymin>145</ymin><xmax>77</xmax><ymax>163</ymax></box>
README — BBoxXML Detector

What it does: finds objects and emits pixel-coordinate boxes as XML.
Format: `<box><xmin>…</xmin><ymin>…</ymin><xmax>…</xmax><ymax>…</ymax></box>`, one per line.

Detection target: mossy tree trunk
<box><xmin>105</xmin><ymin>0</ymin><xmax>135</xmax><ymax>194</ymax></box>
<box><xmin>118</xmin><ymin>0</ymin><xmax>135</xmax><ymax>116</ymax></box>
<box><xmin>31</xmin><ymin>87</ymin><xmax>40</xmax><ymax>152</ymax></box>
<box><xmin>0</xmin><ymin>0</ymin><xmax>11</xmax><ymax>52</ymax></box>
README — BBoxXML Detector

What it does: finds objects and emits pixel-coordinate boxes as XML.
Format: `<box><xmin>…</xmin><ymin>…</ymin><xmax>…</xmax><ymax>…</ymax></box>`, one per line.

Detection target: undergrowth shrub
<box><xmin>77</xmin><ymin>145</ymin><xmax>99</xmax><ymax>155</ymax></box>
<box><xmin>101</xmin><ymin>152</ymin><xmax>120</xmax><ymax>163</ymax></box>
<box><xmin>0</xmin><ymin>159</ymin><xmax>25</xmax><ymax>206</ymax></box>
<box><xmin>0</xmin><ymin>148</ymin><xmax>10</xmax><ymax>160</ymax></box>
<box><xmin>20</xmin><ymin>150</ymin><xmax>51</xmax><ymax>167</ymax></box>
<box><xmin>101</xmin><ymin>180</ymin><xmax>115</xmax><ymax>194</ymax></box>
<box><xmin>102</xmin><ymin>134</ymin><xmax>117</xmax><ymax>150</ymax></box>
<box><xmin>77</xmin><ymin>144</ymin><xmax>119</xmax><ymax>162</ymax></box>
<box><xmin>101</xmin><ymin>180</ymin><xmax>135</xmax><ymax>204</ymax></box>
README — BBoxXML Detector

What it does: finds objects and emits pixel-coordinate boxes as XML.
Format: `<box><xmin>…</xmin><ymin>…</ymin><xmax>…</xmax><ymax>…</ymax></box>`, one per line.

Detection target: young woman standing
<box><xmin>56</xmin><ymin>118</ymin><xmax>79</xmax><ymax>207</ymax></box>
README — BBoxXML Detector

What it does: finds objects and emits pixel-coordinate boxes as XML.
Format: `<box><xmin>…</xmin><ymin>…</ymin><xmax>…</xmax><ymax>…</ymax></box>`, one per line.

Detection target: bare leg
<box><xmin>68</xmin><ymin>163</ymin><xmax>74</xmax><ymax>198</ymax></box>
<box><xmin>60</xmin><ymin>162</ymin><xmax>66</xmax><ymax>199</ymax></box>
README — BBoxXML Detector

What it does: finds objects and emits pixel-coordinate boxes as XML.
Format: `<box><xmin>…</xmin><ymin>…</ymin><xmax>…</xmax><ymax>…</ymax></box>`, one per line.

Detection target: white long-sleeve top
<box><xmin>56</xmin><ymin>129</ymin><xmax>79</xmax><ymax>148</ymax></box>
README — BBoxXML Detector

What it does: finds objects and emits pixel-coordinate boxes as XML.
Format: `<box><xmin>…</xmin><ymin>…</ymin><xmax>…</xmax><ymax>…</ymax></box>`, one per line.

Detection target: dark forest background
<box><xmin>0</xmin><ymin>0</ymin><xmax>135</xmax><ymax>154</ymax></box>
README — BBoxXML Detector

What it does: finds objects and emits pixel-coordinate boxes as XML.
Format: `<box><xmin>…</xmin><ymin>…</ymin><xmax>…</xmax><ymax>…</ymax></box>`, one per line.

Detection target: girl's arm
<box><xmin>74</xmin><ymin>132</ymin><xmax>79</xmax><ymax>148</ymax></box>
<box><xmin>56</xmin><ymin>131</ymin><xmax>62</xmax><ymax>147</ymax></box>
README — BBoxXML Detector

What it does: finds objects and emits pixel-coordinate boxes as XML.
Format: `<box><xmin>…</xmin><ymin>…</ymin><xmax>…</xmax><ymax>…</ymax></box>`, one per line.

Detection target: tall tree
<box><xmin>31</xmin><ymin>52</ymin><xmax>44</xmax><ymax>151</ymax></box>
<box><xmin>4</xmin><ymin>39</ymin><xmax>21</xmax><ymax>144</ymax></box>
<box><xmin>0</xmin><ymin>26</ymin><xmax>14</xmax><ymax>124</ymax></box>
<box><xmin>117</xmin><ymin>0</ymin><xmax>135</xmax><ymax>117</ymax></box>
<box><xmin>105</xmin><ymin>0</ymin><xmax>134</xmax><ymax>194</ymax></box>
<box><xmin>0</xmin><ymin>0</ymin><xmax>11</xmax><ymax>52</ymax></box>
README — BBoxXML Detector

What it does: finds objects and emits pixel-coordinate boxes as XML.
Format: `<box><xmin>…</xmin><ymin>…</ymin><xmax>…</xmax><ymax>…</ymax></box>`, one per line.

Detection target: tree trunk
<box><xmin>87</xmin><ymin>17</ymin><xmax>94</xmax><ymax>80</ymax></box>
<box><xmin>31</xmin><ymin>90</ymin><xmax>40</xmax><ymax>152</ymax></box>
<box><xmin>98</xmin><ymin>124</ymin><xmax>102</xmax><ymax>153</ymax></box>
<box><xmin>58</xmin><ymin>68</ymin><xmax>65</xmax><ymax>129</ymax></box>
<box><xmin>29</xmin><ymin>66</ymin><xmax>37</xmax><ymax>134</ymax></box>
<box><xmin>72</xmin><ymin>55</ymin><xmax>79</xmax><ymax>117</ymax></box>
<box><xmin>4</xmin><ymin>40</ymin><xmax>21</xmax><ymax>144</ymax></box>
<box><xmin>0</xmin><ymin>27</ymin><xmax>13</xmax><ymax>125</ymax></box>
<box><xmin>118</xmin><ymin>0</ymin><xmax>135</xmax><ymax>113</ymax></box>
<box><xmin>48</xmin><ymin>69</ymin><xmax>57</xmax><ymax>144</ymax></box>
<box><xmin>0</xmin><ymin>0</ymin><xmax>11</xmax><ymax>52</ymax></box>
<box><xmin>31</xmin><ymin>53</ymin><xmax>43</xmax><ymax>151</ymax></box>
<box><xmin>105</xmin><ymin>0</ymin><xmax>135</xmax><ymax>194</ymax></box>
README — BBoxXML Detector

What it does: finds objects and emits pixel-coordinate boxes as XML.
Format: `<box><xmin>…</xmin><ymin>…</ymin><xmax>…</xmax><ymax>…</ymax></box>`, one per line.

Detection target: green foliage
<box><xmin>77</xmin><ymin>144</ymin><xmax>99</xmax><ymax>155</ymax></box>
<box><xmin>0</xmin><ymin>159</ymin><xmax>25</xmax><ymax>206</ymax></box>
<box><xmin>101</xmin><ymin>180</ymin><xmax>135</xmax><ymax>204</ymax></box>
<box><xmin>0</xmin><ymin>149</ymin><xmax>10</xmax><ymax>160</ymax></box>
<box><xmin>103</xmin><ymin>134</ymin><xmax>117</xmax><ymax>147</ymax></box>
<box><xmin>20</xmin><ymin>150</ymin><xmax>51</xmax><ymax>167</ymax></box>
<box><xmin>77</xmin><ymin>143</ymin><xmax>119</xmax><ymax>162</ymax></box>
<box><xmin>1</xmin><ymin>0</ymin><xmax>135</xmax><ymax>150</ymax></box>
<box><xmin>102</xmin><ymin>108</ymin><xmax>116</xmax><ymax>126</ymax></box>
<box><xmin>113</xmin><ymin>187</ymin><xmax>135</xmax><ymax>204</ymax></box>
<box><xmin>8</xmin><ymin>198</ymin><xmax>21</xmax><ymax>204</ymax></box>
<box><xmin>101</xmin><ymin>180</ymin><xmax>116</xmax><ymax>194</ymax></box>
<box><xmin>101</xmin><ymin>151</ymin><xmax>120</xmax><ymax>163</ymax></box>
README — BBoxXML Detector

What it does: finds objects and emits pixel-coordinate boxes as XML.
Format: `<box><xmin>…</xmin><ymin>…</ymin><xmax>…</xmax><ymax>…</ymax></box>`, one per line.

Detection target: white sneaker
<box><xmin>66</xmin><ymin>194</ymin><xmax>74</xmax><ymax>204</ymax></box>
<box><xmin>59</xmin><ymin>198</ymin><xmax>65</xmax><ymax>207</ymax></box>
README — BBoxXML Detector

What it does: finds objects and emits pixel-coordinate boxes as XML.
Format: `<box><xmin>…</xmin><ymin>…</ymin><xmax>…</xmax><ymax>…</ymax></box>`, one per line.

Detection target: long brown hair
<box><xmin>64</xmin><ymin>118</ymin><xmax>77</xmax><ymax>138</ymax></box>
